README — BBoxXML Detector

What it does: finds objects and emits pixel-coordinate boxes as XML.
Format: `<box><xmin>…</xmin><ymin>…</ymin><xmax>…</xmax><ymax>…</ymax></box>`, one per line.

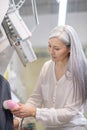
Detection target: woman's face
<box><xmin>48</xmin><ymin>37</ymin><xmax>70</xmax><ymax>63</ymax></box>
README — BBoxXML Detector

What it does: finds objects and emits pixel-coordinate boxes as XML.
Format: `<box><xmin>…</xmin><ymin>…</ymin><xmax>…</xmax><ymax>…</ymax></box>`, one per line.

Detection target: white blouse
<box><xmin>26</xmin><ymin>60</ymin><xmax>87</xmax><ymax>130</ymax></box>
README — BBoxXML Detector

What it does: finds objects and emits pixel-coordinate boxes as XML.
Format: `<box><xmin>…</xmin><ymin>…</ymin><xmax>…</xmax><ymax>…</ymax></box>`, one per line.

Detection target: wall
<box><xmin>23</xmin><ymin>12</ymin><xmax>87</xmax><ymax>48</ymax></box>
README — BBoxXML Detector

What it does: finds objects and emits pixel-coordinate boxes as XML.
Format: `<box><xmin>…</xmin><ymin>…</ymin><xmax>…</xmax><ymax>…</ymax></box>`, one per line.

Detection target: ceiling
<box><xmin>14</xmin><ymin>0</ymin><xmax>87</xmax><ymax>15</ymax></box>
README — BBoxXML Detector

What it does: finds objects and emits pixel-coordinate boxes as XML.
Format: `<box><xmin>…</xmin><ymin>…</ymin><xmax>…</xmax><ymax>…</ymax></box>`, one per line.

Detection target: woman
<box><xmin>12</xmin><ymin>25</ymin><xmax>87</xmax><ymax>130</ymax></box>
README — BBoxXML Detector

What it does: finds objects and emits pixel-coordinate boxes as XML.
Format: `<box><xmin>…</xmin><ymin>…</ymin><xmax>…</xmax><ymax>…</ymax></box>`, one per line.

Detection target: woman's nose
<box><xmin>49</xmin><ymin>48</ymin><xmax>54</xmax><ymax>54</ymax></box>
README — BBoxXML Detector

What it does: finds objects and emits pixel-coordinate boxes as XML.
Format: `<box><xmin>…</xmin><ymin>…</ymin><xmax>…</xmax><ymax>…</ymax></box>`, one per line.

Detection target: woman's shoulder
<box><xmin>40</xmin><ymin>60</ymin><xmax>53</xmax><ymax>73</ymax></box>
<box><xmin>43</xmin><ymin>60</ymin><xmax>53</xmax><ymax>68</ymax></box>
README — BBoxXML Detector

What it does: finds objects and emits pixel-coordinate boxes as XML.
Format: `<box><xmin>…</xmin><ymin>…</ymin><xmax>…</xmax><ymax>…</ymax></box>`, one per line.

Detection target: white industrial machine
<box><xmin>0</xmin><ymin>0</ymin><xmax>39</xmax><ymax>74</ymax></box>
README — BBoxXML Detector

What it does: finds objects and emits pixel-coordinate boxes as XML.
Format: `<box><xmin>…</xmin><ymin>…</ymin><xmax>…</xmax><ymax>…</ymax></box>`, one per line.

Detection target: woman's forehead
<box><xmin>48</xmin><ymin>37</ymin><xmax>67</xmax><ymax>47</ymax></box>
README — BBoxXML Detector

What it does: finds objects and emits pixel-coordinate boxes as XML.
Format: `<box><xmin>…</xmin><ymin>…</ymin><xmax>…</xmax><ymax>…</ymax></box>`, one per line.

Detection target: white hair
<box><xmin>49</xmin><ymin>25</ymin><xmax>87</xmax><ymax>102</ymax></box>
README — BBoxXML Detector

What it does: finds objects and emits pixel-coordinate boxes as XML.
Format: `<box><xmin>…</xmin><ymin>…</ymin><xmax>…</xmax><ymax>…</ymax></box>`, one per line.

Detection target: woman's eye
<box><xmin>48</xmin><ymin>45</ymin><xmax>51</xmax><ymax>48</ymax></box>
<box><xmin>54</xmin><ymin>48</ymin><xmax>59</xmax><ymax>50</ymax></box>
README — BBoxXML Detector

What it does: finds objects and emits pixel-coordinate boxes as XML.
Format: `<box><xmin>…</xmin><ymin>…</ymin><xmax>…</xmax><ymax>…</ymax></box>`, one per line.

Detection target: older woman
<box><xmin>12</xmin><ymin>25</ymin><xmax>87</xmax><ymax>130</ymax></box>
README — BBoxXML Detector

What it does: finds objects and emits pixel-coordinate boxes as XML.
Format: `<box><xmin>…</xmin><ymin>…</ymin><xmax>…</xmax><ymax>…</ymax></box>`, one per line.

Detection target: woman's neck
<box><xmin>54</xmin><ymin>61</ymin><xmax>68</xmax><ymax>80</ymax></box>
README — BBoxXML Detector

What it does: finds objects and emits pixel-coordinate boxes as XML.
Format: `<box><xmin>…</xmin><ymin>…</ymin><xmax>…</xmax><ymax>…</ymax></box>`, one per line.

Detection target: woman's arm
<box><xmin>35</xmin><ymin>86</ymin><xmax>82</xmax><ymax>126</ymax></box>
<box><xmin>12</xmin><ymin>86</ymin><xmax>82</xmax><ymax>127</ymax></box>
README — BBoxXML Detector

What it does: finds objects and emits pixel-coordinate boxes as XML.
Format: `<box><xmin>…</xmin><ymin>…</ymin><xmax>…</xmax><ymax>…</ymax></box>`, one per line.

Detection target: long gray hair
<box><xmin>49</xmin><ymin>25</ymin><xmax>87</xmax><ymax>102</ymax></box>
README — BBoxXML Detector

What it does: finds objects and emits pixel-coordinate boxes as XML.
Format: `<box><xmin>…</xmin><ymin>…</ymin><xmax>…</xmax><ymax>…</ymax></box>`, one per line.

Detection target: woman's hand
<box><xmin>11</xmin><ymin>103</ymin><xmax>36</xmax><ymax>118</ymax></box>
<box><xmin>13</xmin><ymin>118</ymin><xmax>20</xmax><ymax>129</ymax></box>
